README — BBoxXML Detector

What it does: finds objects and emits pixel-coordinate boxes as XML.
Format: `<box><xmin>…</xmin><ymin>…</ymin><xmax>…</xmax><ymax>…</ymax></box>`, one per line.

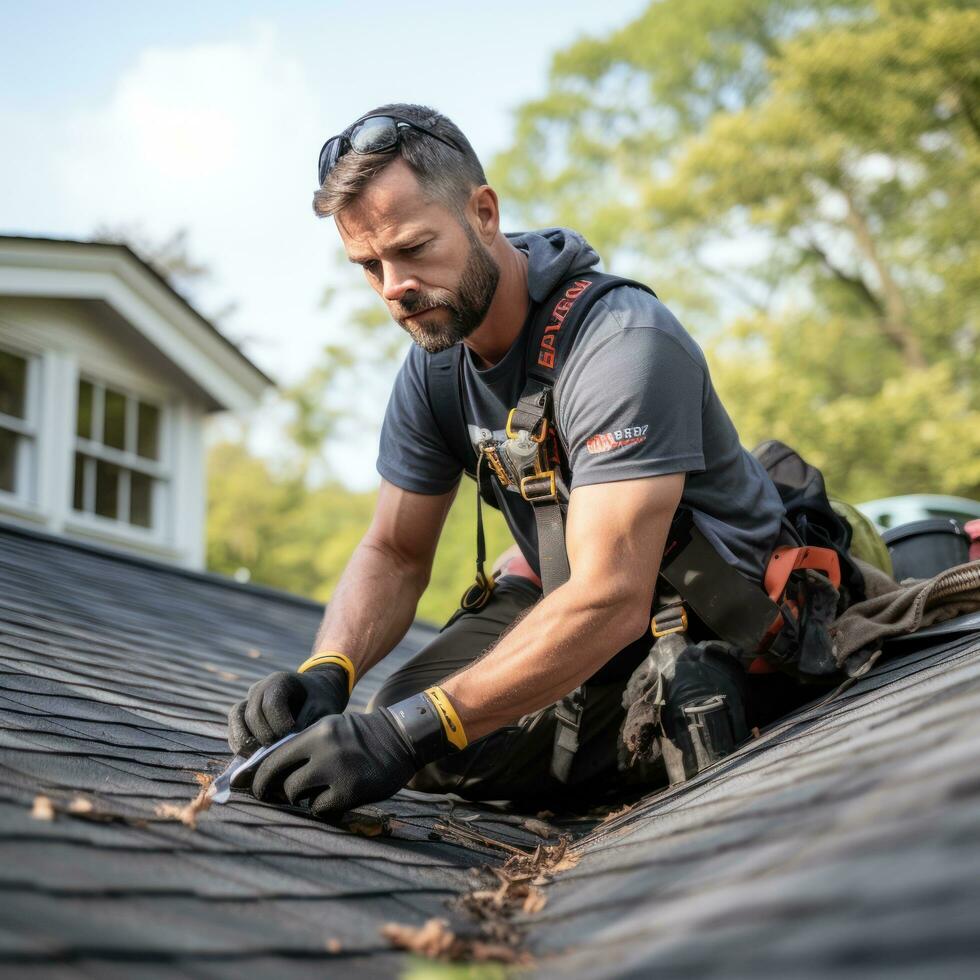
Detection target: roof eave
<box><xmin>0</xmin><ymin>235</ymin><xmax>274</xmax><ymax>412</ymax></box>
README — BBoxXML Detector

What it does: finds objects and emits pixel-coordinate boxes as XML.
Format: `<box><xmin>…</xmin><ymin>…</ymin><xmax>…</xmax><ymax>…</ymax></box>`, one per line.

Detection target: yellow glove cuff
<box><xmin>424</xmin><ymin>686</ymin><xmax>468</xmax><ymax>751</ymax></box>
<box><xmin>297</xmin><ymin>651</ymin><xmax>356</xmax><ymax>696</ymax></box>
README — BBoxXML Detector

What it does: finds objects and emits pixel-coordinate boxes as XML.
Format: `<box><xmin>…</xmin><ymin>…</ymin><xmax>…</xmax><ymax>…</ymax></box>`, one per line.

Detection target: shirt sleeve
<box><xmin>376</xmin><ymin>346</ymin><xmax>463</xmax><ymax>494</ymax></box>
<box><xmin>557</xmin><ymin>303</ymin><xmax>708</xmax><ymax>491</ymax></box>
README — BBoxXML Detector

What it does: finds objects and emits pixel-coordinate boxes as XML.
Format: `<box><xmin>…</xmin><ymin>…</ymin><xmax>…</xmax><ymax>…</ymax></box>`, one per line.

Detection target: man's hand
<box><xmin>227</xmin><ymin>665</ymin><xmax>349</xmax><ymax>756</ymax></box>
<box><xmin>250</xmin><ymin>710</ymin><xmax>417</xmax><ymax>820</ymax></box>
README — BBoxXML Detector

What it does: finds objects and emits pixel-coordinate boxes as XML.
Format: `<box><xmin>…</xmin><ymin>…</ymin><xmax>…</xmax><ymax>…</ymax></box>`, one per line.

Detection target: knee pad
<box><xmin>660</xmin><ymin>642</ymin><xmax>748</xmax><ymax>784</ymax></box>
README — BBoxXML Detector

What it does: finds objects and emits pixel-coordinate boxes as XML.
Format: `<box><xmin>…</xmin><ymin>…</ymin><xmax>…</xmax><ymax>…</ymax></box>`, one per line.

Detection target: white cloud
<box><xmin>46</xmin><ymin>25</ymin><xmax>390</xmax><ymax>481</ymax></box>
<box><xmin>59</xmin><ymin>25</ymin><xmax>338</xmax><ymax>384</ymax></box>
<box><xmin>64</xmin><ymin>24</ymin><xmax>314</xmax><ymax>221</ymax></box>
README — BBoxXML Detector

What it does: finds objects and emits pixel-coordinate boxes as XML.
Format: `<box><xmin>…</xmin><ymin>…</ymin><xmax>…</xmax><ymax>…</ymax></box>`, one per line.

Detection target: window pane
<box><xmin>137</xmin><ymin>401</ymin><xmax>160</xmax><ymax>460</ymax></box>
<box><xmin>130</xmin><ymin>471</ymin><xmax>153</xmax><ymax>528</ymax></box>
<box><xmin>76</xmin><ymin>380</ymin><xmax>94</xmax><ymax>440</ymax></box>
<box><xmin>73</xmin><ymin>452</ymin><xmax>86</xmax><ymax>511</ymax></box>
<box><xmin>103</xmin><ymin>388</ymin><xmax>126</xmax><ymax>450</ymax></box>
<box><xmin>95</xmin><ymin>459</ymin><xmax>120</xmax><ymax>519</ymax></box>
<box><xmin>0</xmin><ymin>350</ymin><xmax>27</xmax><ymax>419</ymax></box>
<box><xmin>0</xmin><ymin>428</ymin><xmax>16</xmax><ymax>492</ymax></box>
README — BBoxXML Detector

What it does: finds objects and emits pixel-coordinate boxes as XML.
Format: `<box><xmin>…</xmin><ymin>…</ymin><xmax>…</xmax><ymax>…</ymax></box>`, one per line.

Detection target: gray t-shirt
<box><xmin>377</xmin><ymin>228</ymin><xmax>784</xmax><ymax>581</ymax></box>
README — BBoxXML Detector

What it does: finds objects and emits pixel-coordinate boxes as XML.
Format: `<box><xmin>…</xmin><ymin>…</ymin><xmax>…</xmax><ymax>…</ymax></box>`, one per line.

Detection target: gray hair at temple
<box><xmin>312</xmin><ymin>103</ymin><xmax>487</xmax><ymax>219</ymax></box>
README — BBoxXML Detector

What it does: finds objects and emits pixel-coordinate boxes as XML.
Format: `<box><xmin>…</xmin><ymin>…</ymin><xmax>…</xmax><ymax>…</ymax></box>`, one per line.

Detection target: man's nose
<box><xmin>381</xmin><ymin>262</ymin><xmax>420</xmax><ymax>303</ymax></box>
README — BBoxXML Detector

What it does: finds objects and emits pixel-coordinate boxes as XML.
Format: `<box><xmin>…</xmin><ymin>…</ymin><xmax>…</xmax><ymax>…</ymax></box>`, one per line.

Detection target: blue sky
<box><xmin>0</xmin><ymin>0</ymin><xmax>649</xmax><ymax>483</ymax></box>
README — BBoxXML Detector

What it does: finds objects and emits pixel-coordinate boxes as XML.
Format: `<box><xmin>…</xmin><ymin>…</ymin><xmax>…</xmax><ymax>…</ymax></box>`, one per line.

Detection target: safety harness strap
<box><xmin>517</xmin><ymin>274</ymin><xmax>655</xmax><ymax>600</ymax></box>
<box><xmin>659</xmin><ymin>509</ymin><xmax>785</xmax><ymax>653</ymax></box>
<box><xmin>513</xmin><ymin>274</ymin><xmax>653</xmax><ymax>781</ymax></box>
<box><xmin>427</xmin><ymin>345</ymin><xmax>475</xmax><ymax>473</ymax></box>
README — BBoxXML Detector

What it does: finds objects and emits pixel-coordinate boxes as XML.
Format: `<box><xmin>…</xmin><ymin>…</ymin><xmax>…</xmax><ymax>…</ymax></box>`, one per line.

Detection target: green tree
<box><xmin>207</xmin><ymin>440</ymin><xmax>512</xmax><ymax>624</ymax></box>
<box><xmin>91</xmin><ymin>224</ymin><xmax>238</xmax><ymax>321</ymax></box>
<box><xmin>493</xmin><ymin>0</ymin><xmax>980</xmax><ymax>501</ymax></box>
<box><xmin>285</xmin><ymin>258</ymin><xmax>407</xmax><ymax>465</ymax></box>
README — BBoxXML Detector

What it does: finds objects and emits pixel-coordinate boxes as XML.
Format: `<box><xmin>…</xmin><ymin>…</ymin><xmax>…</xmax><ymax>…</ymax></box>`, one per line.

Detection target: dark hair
<box><xmin>312</xmin><ymin>103</ymin><xmax>487</xmax><ymax>218</ymax></box>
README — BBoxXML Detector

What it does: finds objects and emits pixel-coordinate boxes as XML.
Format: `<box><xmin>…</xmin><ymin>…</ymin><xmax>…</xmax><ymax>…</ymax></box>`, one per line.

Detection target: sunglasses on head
<box><xmin>317</xmin><ymin>114</ymin><xmax>464</xmax><ymax>186</ymax></box>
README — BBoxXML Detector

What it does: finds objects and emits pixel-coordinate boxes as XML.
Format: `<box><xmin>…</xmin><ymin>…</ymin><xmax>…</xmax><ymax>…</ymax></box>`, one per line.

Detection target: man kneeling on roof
<box><xmin>227</xmin><ymin>104</ymin><xmax>849</xmax><ymax>819</ymax></box>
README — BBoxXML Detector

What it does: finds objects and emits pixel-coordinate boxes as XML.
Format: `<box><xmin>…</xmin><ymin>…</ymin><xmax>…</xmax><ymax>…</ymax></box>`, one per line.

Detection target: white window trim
<box><xmin>0</xmin><ymin>342</ymin><xmax>41</xmax><ymax>513</ymax></box>
<box><xmin>0</xmin><ymin>311</ymin><xmax>205</xmax><ymax>568</ymax></box>
<box><xmin>69</xmin><ymin>373</ymin><xmax>173</xmax><ymax>545</ymax></box>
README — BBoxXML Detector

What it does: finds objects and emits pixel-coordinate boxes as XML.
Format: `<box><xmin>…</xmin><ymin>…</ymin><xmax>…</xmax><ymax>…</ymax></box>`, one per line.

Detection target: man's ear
<box><xmin>469</xmin><ymin>185</ymin><xmax>500</xmax><ymax>244</ymax></box>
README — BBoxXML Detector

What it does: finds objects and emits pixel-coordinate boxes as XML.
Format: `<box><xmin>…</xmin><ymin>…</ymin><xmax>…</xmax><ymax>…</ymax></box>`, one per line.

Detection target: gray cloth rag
<box><xmin>830</xmin><ymin>559</ymin><xmax>980</xmax><ymax>677</ymax></box>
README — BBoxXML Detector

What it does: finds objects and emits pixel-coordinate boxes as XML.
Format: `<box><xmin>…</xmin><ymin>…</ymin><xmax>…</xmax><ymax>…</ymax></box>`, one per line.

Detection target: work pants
<box><xmin>368</xmin><ymin>576</ymin><xmax>827</xmax><ymax>807</ymax></box>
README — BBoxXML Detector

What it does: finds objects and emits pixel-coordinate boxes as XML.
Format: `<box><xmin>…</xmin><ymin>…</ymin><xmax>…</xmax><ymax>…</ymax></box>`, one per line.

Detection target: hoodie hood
<box><xmin>506</xmin><ymin>228</ymin><xmax>601</xmax><ymax>303</ymax></box>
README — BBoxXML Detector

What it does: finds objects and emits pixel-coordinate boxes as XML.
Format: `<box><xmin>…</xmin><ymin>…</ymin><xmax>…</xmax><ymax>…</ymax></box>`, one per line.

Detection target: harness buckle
<box><xmin>506</xmin><ymin>408</ymin><xmax>548</xmax><ymax>444</ymax></box>
<box><xmin>554</xmin><ymin>690</ymin><xmax>586</xmax><ymax>732</ymax></box>
<box><xmin>651</xmin><ymin>604</ymin><xmax>688</xmax><ymax>638</ymax></box>
<box><xmin>551</xmin><ymin>686</ymin><xmax>587</xmax><ymax>783</ymax></box>
<box><xmin>459</xmin><ymin>570</ymin><xmax>496</xmax><ymax>612</ymax></box>
<box><xmin>479</xmin><ymin>442</ymin><xmax>512</xmax><ymax>488</ymax></box>
<box><xmin>520</xmin><ymin>470</ymin><xmax>557</xmax><ymax>504</ymax></box>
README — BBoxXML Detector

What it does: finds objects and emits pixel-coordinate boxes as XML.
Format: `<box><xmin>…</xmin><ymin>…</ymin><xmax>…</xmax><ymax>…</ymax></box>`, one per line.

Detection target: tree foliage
<box><xmin>493</xmin><ymin>0</ymin><xmax>980</xmax><ymax>501</ymax></box>
<box><xmin>207</xmin><ymin>441</ymin><xmax>512</xmax><ymax>625</ymax></box>
<box><xmin>209</xmin><ymin>0</ymin><xmax>979</xmax><ymax>622</ymax></box>
<box><xmin>91</xmin><ymin>224</ymin><xmax>238</xmax><ymax>320</ymax></box>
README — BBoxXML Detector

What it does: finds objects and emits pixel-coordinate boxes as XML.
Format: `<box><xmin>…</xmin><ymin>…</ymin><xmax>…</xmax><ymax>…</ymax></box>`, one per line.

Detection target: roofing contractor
<box><xmin>227</xmin><ymin>104</ymin><xmax>830</xmax><ymax>819</ymax></box>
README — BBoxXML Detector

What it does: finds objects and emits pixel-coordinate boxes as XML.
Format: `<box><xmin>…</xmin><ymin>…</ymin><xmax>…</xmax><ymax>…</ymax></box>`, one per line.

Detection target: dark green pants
<box><xmin>369</xmin><ymin>576</ymin><xmax>824</xmax><ymax>806</ymax></box>
<box><xmin>368</xmin><ymin>577</ymin><xmax>660</xmax><ymax>805</ymax></box>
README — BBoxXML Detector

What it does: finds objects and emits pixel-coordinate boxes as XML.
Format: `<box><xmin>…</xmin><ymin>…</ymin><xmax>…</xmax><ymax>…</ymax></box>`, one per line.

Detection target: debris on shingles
<box><xmin>31</xmin><ymin>795</ymin><xmax>55</xmax><ymax>821</ymax></box>
<box><xmin>599</xmin><ymin>801</ymin><xmax>636</xmax><ymax>825</ymax></box>
<box><xmin>751</xmin><ymin>726</ymin><xmax>762</xmax><ymax>739</ymax></box>
<box><xmin>203</xmin><ymin>663</ymin><xmax>240</xmax><ymax>682</ymax></box>
<box><xmin>384</xmin><ymin>829</ymin><xmax>579</xmax><ymax>965</ymax></box>
<box><xmin>325</xmin><ymin>938</ymin><xmax>343</xmax><ymax>954</ymax></box>
<box><xmin>381</xmin><ymin>918</ymin><xmax>531</xmax><ymax>966</ymax></box>
<box><xmin>29</xmin><ymin>793</ymin><xmax>147</xmax><ymax>827</ymax></box>
<box><xmin>460</xmin><ymin>836</ymin><xmax>579</xmax><ymax>960</ymax></box>
<box><xmin>518</xmin><ymin>817</ymin><xmax>556</xmax><ymax>838</ymax></box>
<box><xmin>431</xmin><ymin>819</ymin><xmax>531</xmax><ymax>856</ymax></box>
<box><xmin>522</xmin><ymin>888</ymin><xmax>547</xmax><ymax>915</ymax></box>
<box><xmin>341</xmin><ymin>808</ymin><xmax>396</xmax><ymax>838</ymax></box>
<box><xmin>31</xmin><ymin>794</ymin><xmax>93</xmax><ymax>822</ymax></box>
<box><xmin>154</xmin><ymin>773</ymin><xmax>214</xmax><ymax>830</ymax></box>
<box><xmin>246</xmin><ymin>648</ymin><xmax>262</xmax><ymax>659</ymax></box>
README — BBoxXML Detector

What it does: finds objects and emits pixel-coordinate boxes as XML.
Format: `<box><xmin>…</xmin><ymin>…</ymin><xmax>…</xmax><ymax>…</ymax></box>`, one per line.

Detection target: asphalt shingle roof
<box><xmin>2</xmin><ymin>520</ymin><xmax>979</xmax><ymax>977</ymax></box>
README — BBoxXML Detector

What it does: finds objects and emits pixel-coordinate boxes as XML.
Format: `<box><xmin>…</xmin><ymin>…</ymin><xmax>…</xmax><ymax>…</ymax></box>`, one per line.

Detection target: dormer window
<box><xmin>0</xmin><ymin>346</ymin><xmax>38</xmax><ymax>505</ymax></box>
<box><xmin>72</xmin><ymin>377</ymin><xmax>166</xmax><ymax>532</ymax></box>
<box><xmin>1</xmin><ymin>236</ymin><xmax>269</xmax><ymax>568</ymax></box>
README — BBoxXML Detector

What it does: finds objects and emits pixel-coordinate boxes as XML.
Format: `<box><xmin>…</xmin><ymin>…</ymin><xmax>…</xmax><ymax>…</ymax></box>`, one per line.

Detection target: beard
<box><xmin>394</xmin><ymin>225</ymin><xmax>500</xmax><ymax>354</ymax></box>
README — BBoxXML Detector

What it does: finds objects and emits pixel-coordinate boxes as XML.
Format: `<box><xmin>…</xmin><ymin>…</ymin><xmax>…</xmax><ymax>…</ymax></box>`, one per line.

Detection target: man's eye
<box><xmin>403</xmin><ymin>241</ymin><xmax>428</xmax><ymax>255</ymax></box>
<box><xmin>362</xmin><ymin>260</ymin><xmax>381</xmax><ymax>276</ymax></box>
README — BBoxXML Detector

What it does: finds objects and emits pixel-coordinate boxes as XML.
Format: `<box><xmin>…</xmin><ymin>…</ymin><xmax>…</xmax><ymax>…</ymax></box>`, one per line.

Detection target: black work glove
<box><xmin>227</xmin><ymin>664</ymin><xmax>350</xmax><ymax>756</ymax></box>
<box><xmin>249</xmin><ymin>688</ymin><xmax>466</xmax><ymax>821</ymax></box>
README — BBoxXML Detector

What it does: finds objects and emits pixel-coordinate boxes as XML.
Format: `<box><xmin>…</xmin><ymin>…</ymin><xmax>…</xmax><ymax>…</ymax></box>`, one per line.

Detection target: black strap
<box><xmin>516</xmin><ymin>274</ymin><xmax>656</xmax><ymax>597</ymax></box>
<box><xmin>524</xmin><ymin>274</ymin><xmax>655</xmax><ymax>387</ymax></box>
<box><xmin>518</xmin><ymin>274</ymin><xmax>654</xmax><ymax>783</ymax></box>
<box><xmin>659</xmin><ymin>509</ymin><xmax>782</xmax><ymax>652</ymax></box>
<box><xmin>427</xmin><ymin>344</ymin><xmax>499</xmax><ymax>512</ymax></box>
<box><xmin>551</xmin><ymin>686</ymin><xmax>587</xmax><ymax>783</ymax></box>
<box><xmin>426</xmin><ymin>345</ymin><xmax>473</xmax><ymax>470</ymax></box>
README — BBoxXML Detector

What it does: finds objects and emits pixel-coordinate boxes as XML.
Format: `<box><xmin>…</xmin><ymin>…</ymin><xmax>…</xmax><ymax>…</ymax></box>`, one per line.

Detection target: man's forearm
<box><xmin>311</xmin><ymin>537</ymin><xmax>429</xmax><ymax>680</ymax></box>
<box><xmin>441</xmin><ymin>580</ymin><xmax>650</xmax><ymax>740</ymax></box>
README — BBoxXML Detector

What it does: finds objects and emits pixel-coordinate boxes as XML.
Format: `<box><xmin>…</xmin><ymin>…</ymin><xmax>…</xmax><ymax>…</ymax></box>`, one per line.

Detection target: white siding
<box><xmin>0</xmin><ymin>297</ymin><xmax>210</xmax><ymax>568</ymax></box>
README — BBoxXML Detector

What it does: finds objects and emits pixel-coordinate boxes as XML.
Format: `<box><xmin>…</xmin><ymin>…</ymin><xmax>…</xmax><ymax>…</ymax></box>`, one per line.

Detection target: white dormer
<box><xmin>0</xmin><ymin>236</ymin><xmax>271</xmax><ymax>568</ymax></box>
